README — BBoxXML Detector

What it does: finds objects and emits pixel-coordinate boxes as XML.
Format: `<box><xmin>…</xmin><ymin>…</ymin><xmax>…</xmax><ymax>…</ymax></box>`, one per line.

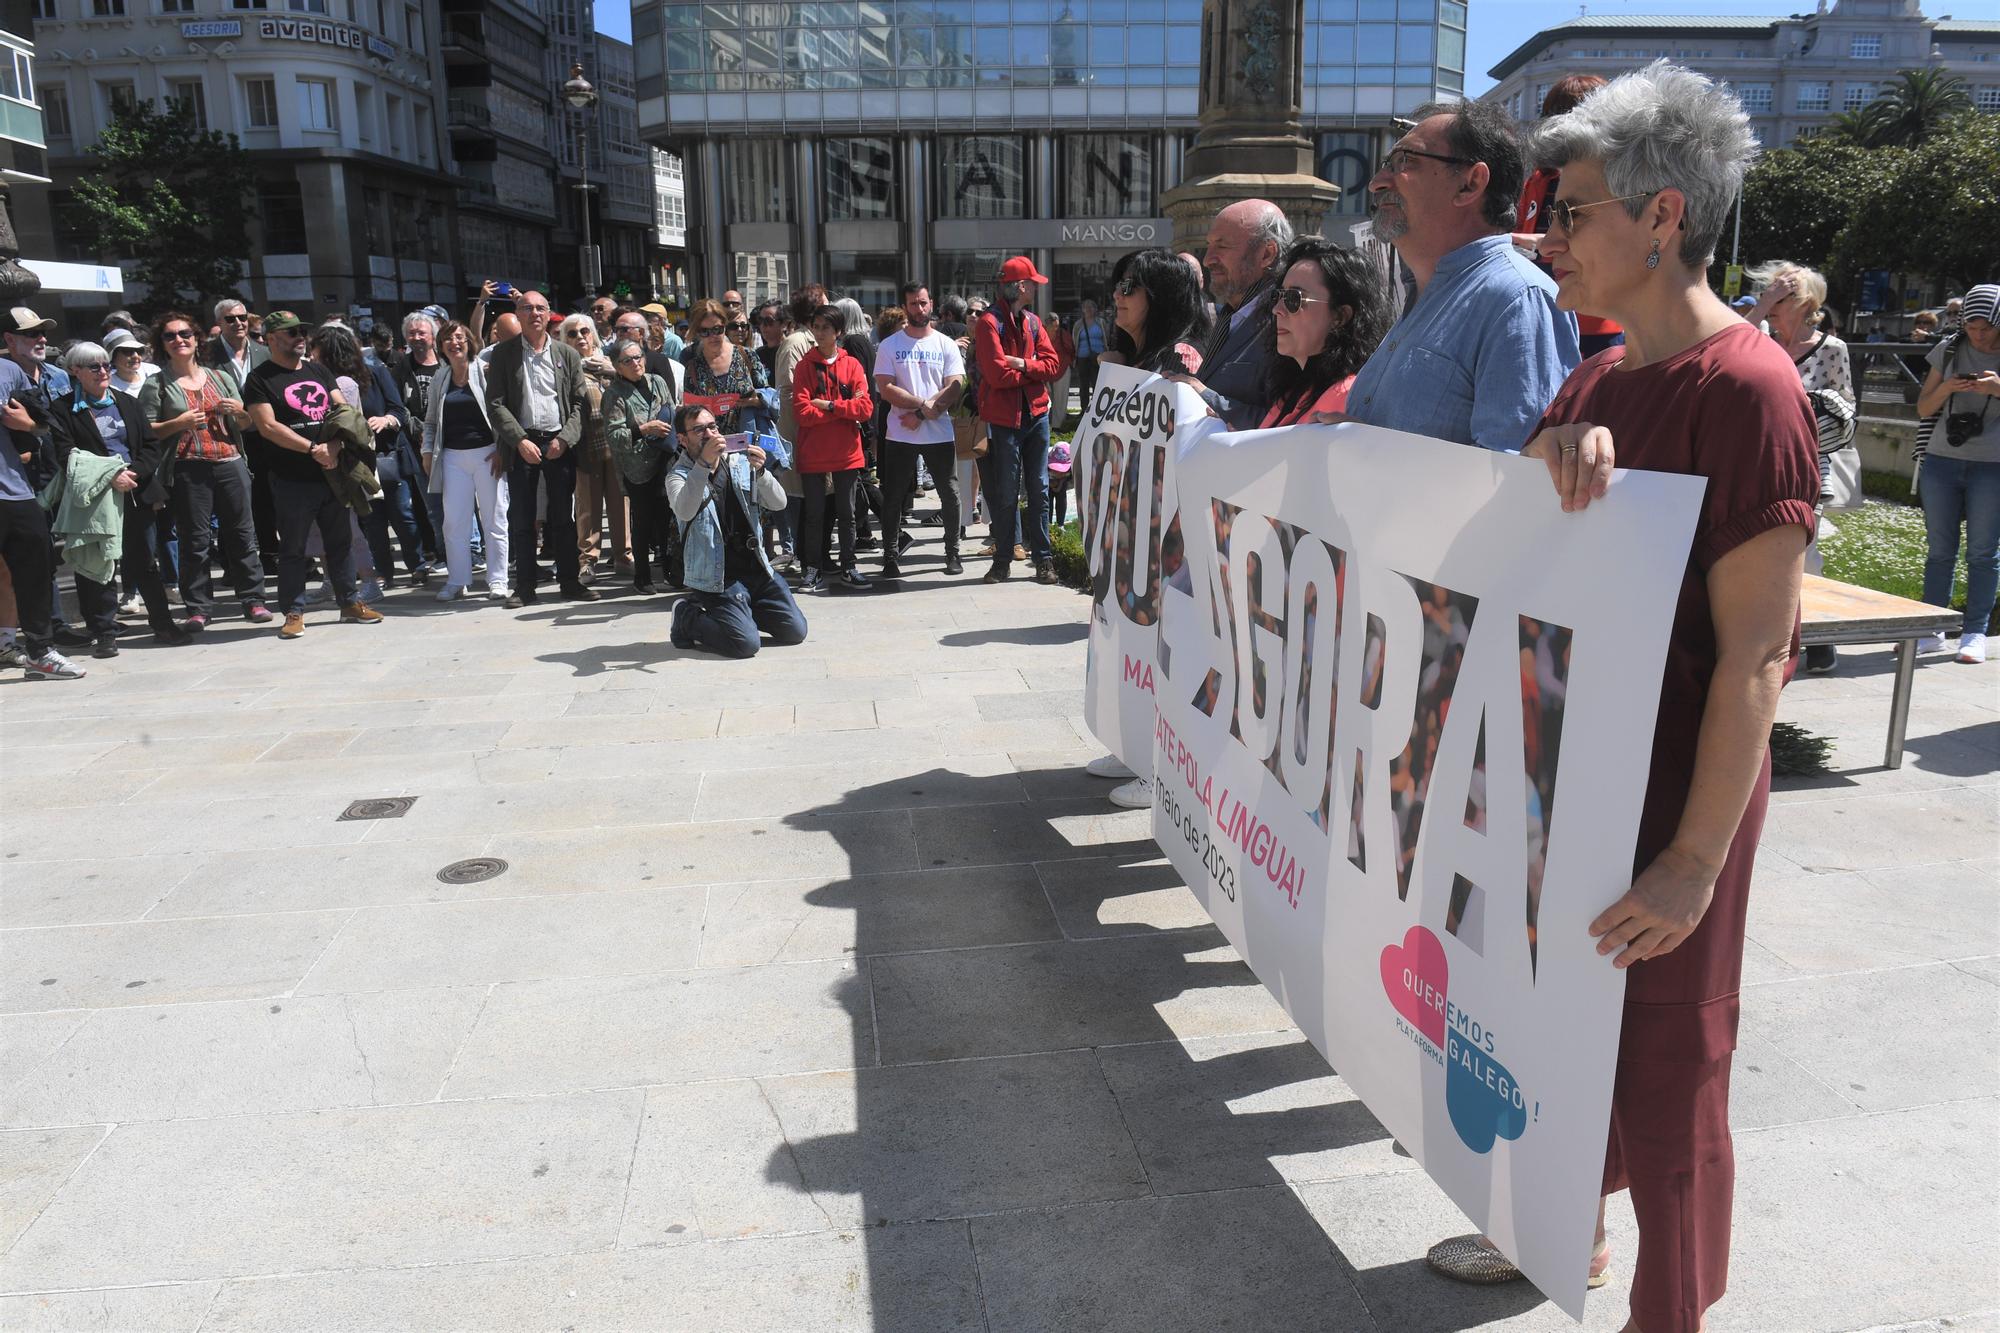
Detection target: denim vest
<box><xmin>670</xmin><ymin>450</ymin><xmax>773</xmax><ymax>594</ymax></box>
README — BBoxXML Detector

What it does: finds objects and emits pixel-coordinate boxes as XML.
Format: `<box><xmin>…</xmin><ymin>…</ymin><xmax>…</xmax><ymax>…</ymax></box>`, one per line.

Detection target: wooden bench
<box><xmin>1798</xmin><ymin>574</ymin><xmax>1963</xmax><ymax>769</ymax></box>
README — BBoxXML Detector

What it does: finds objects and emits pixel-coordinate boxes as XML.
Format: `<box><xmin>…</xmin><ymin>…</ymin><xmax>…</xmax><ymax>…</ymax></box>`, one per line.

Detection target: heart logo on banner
<box><xmin>1379</xmin><ymin>924</ymin><xmax>1449</xmax><ymax>1048</ymax></box>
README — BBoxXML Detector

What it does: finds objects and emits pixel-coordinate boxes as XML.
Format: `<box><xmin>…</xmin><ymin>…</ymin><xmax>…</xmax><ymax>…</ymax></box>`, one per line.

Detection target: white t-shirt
<box><xmin>873</xmin><ymin>327</ymin><xmax>963</xmax><ymax>447</ymax></box>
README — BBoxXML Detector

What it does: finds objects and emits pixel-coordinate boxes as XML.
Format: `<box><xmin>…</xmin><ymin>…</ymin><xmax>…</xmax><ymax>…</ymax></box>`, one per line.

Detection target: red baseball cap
<box><xmin>996</xmin><ymin>256</ymin><xmax>1049</xmax><ymax>285</ymax></box>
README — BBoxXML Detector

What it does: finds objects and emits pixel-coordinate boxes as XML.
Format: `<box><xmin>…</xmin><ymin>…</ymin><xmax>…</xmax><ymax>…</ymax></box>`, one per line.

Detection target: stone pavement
<box><xmin>1</xmin><ymin>532</ymin><xmax>1994</xmax><ymax>1332</ymax></box>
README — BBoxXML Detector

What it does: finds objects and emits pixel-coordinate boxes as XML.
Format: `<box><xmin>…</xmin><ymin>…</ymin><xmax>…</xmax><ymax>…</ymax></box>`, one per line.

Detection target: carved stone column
<box><xmin>0</xmin><ymin>181</ymin><xmax>43</xmax><ymax>306</ymax></box>
<box><xmin>1160</xmin><ymin>0</ymin><xmax>1340</xmax><ymax>254</ymax></box>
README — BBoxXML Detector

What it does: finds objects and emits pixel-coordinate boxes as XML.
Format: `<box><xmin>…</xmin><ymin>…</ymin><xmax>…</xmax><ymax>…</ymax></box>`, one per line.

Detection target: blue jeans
<box><xmin>980</xmin><ymin>412</ymin><xmax>1052</xmax><ymax>564</ymax></box>
<box><xmin>1920</xmin><ymin>454</ymin><xmax>2000</xmax><ymax>638</ymax></box>
<box><xmin>685</xmin><ymin>567</ymin><xmax>808</xmax><ymax>658</ymax></box>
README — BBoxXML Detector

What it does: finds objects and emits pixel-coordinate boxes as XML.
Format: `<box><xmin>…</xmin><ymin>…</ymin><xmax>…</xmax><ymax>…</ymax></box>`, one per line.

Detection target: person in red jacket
<box><xmin>789</xmin><ymin>304</ymin><xmax>875</xmax><ymax>591</ymax></box>
<box><xmin>973</xmin><ymin>256</ymin><xmax>1063</xmax><ymax>584</ymax></box>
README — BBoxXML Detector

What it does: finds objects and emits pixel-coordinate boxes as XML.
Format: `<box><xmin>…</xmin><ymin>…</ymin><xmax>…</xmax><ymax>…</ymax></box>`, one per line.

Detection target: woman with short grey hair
<box><xmin>1420</xmin><ymin>62</ymin><xmax>1822</xmax><ymax>1333</ymax></box>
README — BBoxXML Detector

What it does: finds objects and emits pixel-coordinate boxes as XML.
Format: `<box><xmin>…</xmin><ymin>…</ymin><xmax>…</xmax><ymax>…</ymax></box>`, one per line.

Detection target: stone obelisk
<box><xmin>1163</xmin><ymin>0</ymin><xmax>1341</xmax><ymax>254</ymax></box>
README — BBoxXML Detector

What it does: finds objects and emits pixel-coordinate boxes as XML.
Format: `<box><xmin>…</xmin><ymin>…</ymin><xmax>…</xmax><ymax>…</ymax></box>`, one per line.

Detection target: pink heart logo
<box><xmin>1380</xmin><ymin>925</ymin><xmax>1449</xmax><ymax>1048</ymax></box>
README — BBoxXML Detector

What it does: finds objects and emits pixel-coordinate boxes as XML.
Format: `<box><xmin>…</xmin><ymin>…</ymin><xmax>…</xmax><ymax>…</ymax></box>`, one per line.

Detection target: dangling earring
<box><xmin>1646</xmin><ymin>239</ymin><xmax>1661</xmax><ymax>271</ymax></box>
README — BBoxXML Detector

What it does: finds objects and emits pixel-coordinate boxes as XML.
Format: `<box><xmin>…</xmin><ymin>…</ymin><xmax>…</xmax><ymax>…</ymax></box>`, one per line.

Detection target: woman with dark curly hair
<box><xmin>1105</xmin><ymin>247</ymin><xmax>1211</xmax><ymax>378</ymax></box>
<box><xmin>1259</xmin><ymin>238</ymin><xmax>1394</xmax><ymax>427</ymax></box>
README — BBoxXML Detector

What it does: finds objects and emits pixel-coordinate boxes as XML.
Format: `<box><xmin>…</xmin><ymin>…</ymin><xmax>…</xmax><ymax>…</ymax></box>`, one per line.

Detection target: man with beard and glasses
<box><xmin>1336</xmin><ymin>99</ymin><xmax>1580</xmax><ymax>452</ymax></box>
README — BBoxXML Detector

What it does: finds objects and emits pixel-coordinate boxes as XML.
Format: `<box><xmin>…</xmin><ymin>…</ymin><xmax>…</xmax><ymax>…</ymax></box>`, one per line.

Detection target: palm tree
<box><xmin>1821</xmin><ymin>104</ymin><xmax>1891</xmax><ymax>147</ymax></box>
<box><xmin>1864</xmin><ymin>68</ymin><xmax>1974</xmax><ymax>148</ymax></box>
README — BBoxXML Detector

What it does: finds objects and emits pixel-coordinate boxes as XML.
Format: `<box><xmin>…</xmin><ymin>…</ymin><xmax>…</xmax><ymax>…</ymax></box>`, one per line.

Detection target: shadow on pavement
<box><xmin>765</xmin><ymin>765</ymin><xmax>1555</xmax><ymax>1331</ymax></box>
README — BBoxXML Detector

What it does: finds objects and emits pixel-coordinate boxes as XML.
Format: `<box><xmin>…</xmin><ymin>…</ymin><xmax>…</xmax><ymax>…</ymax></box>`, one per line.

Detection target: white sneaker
<box><xmin>117</xmin><ymin>593</ymin><xmax>144</xmax><ymax>616</ymax></box>
<box><xmin>1956</xmin><ymin>632</ymin><xmax>1988</xmax><ymax>665</ymax></box>
<box><xmin>1108</xmin><ymin>776</ymin><xmax>1154</xmax><ymax>809</ymax></box>
<box><xmin>486</xmin><ymin>585</ymin><xmax>509</xmax><ymax>600</ymax></box>
<box><xmin>1915</xmin><ymin>633</ymin><xmax>1947</xmax><ymax>653</ymax></box>
<box><xmin>23</xmin><ymin>649</ymin><xmax>86</xmax><ymax>680</ymax></box>
<box><xmin>1086</xmin><ymin>753</ymin><xmax>1135</xmax><ymax>780</ymax></box>
<box><xmin>436</xmin><ymin>584</ymin><xmax>465</xmax><ymax>602</ymax></box>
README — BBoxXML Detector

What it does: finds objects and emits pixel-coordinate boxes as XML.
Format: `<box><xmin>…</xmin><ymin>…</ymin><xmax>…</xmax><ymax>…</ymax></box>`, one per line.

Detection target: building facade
<box><xmin>442</xmin><ymin>0</ymin><xmax>561</xmax><ymax>297</ymax></box>
<box><xmin>30</xmin><ymin>0</ymin><xmax>463</xmax><ymax>323</ymax></box>
<box><xmin>632</xmin><ymin>0</ymin><xmax>1468</xmax><ymax>311</ymax></box>
<box><xmin>1483</xmin><ymin>0</ymin><xmax>2000</xmax><ymax>146</ymax></box>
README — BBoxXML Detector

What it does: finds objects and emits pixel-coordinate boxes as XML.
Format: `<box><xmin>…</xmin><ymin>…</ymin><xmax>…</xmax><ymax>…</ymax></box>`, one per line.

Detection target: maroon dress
<box><xmin>1533</xmin><ymin>321</ymin><xmax>1818</xmax><ymax>1331</ymax></box>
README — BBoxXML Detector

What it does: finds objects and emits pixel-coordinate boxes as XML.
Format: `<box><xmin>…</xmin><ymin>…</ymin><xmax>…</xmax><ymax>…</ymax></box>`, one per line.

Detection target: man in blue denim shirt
<box><xmin>1342</xmin><ymin>100</ymin><xmax>1579</xmax><ymax>452</ymax></box>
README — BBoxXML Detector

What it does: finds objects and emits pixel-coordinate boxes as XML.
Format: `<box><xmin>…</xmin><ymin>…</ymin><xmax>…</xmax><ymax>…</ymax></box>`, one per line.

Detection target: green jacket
<box><xmin>41</xmin><ymin>449</ymin><xmax>127</xmax><ymax>585</ymax></box>
<box><xmin>603</xmin><ymin>372</ymin><xmax>676</xmax><ymax>486</ymax></box>
<box><xmin>136</xmin><ymin>363</ymin><xmax>245</xmax><ymax>477</ymax></box>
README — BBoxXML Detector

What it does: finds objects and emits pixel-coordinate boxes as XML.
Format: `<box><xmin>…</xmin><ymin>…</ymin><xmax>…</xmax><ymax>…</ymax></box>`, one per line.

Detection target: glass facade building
<box><xmin>633</xmin><ymin>0</ymin><xmax>1465</xmax><ymax>310</ymax></box>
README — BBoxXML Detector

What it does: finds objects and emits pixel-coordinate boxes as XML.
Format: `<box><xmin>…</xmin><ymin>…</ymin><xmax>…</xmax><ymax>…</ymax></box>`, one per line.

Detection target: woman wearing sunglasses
<box><xmin>1105</xmin><ymin>248</ymin><xmax>1210</xmax><ymax>379</ymax></box>
<box><xmin>557</xmin><ymin>314</ymin><xmax>631</xmax><ymax>582</ymax></box>
<box><xmin>1420</xmin><ymin>64</ymin><xmax>1819</xmax><ymax>1333</ymax></box>
<box><xmin>1258</xmin><ymin>239</ymin><xmax>1394</xmax><ymax>428</ymax></box>
<box><xmin>681</xmin><ymin>297</ymin><xmax>769</xmax><ymax>438</ymax></box>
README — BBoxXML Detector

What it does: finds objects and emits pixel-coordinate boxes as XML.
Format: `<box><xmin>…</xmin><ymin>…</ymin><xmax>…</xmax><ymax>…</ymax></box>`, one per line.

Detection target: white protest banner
<box><xmin>1150</xmin><ymin>422</ymin><xmax>1703</xmax><ymax>1318</ymax></box>
<box><xmin>1074</xmin><ymin>362</ymin><xmax>1214</xmax><ymax>770</ymax></box>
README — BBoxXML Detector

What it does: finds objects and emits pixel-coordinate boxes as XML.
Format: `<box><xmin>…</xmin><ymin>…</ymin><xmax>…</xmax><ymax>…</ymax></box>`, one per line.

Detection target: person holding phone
<box><xmin>1913</xmin><ymin>282</ymin><xmax>2000</xmax><ymax>663</ymax></box>
<box><xmin>663</xmin><ymin>404</ymin><xmax>806</xmax><ymax>658</ymax></box>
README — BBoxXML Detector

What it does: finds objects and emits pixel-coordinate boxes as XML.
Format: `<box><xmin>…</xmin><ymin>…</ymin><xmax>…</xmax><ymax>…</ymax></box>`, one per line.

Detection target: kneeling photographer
<box><xmin>664</xmin><ymin>404</ymin><xmax>808</xmax><ymax>658</ymax></box>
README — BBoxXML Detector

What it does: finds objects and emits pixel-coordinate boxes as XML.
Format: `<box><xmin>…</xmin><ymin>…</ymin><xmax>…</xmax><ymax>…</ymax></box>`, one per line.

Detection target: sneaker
<box><xmin>53</xmin><ymin>625</ymin><xmax>92</xmax><ymax>648</ymax></box>
<box><xmin>504</xmin><ymin>590</ymin><xmax>535</xmax><ymax>608</ymax></box>
<box><xmin>486</xmin><ymin>584</ymin><xmax>508</xmax><ymax>600</ymax></box>
<box><xmin>92</xmin><ymin>635</ymin><xmax>120</xmax><ymax>659</ymax></box>
<box><xmin>669</xmin><ymin>597</ymin><xmax>698</xmax><ymax>649</ymax></box>
<box><xmin>983</xmin><ymin>561</ymin><xmax>1012</xmax><ymax>584</ymax></box>
<box><xmin>358</xmin><ymin>578</ymin><xmax>386</xmax><ymax>604</ymax></box>
<box><xmin>561</xmin><ymin>583</ymin><xmax>602</xmax><ymax>602</ymax></box>
<box><xmin>1108</xmin><ymin>776</ymin><xmax>1155</xmax><ymax>810</ymax></box>
<box><xmin>879</xmin><ymin>558</ymin><xmax>903</xmax><ymax>580</ymax></box>
<box><xmin>340</xmin><ymin>601</ymin><xmax>383</xmax><ymax>625</ymax></box>
<box><xmin>412</xmin><ymin>563</ymin><xmax>435</xmax><ymax>586</ymax></box>
<box><xmin>797</xmin><ymin>568</ymin><xmax>823</xmax><ymax>593</ymax></box>
<box><xmin>153</xmin><ymin>623</ymin><xmax>192</xmax><ymax>646</ymax></box>
<box><xmin>1915</xmin><ymin>633</ymin><xmax>1947</xmax><ymax>653</ymax></box>
<box><xmin>436</xmin><ymin>584</ymin><xmax>465</xmax><ymax>602</ymax></box>
<box><xmin>0</xmin><ymin>642</ymin><xmax>25</xmax><ymax>668</ymax></box>
<box><xmin>1035</xmin><ymin>562</ymin><xmax>1057</xmax><ymax>585</ymax></box>
<box><xmin>838</xmin><ymin>567</ymin><xmax>871</xmax><ymax>589</ymax></box>
<box><xmin>471</xmin><ymin>556</ymin><xmax>487</xmax><ymax>573</ymax></box>
<box><xmin>944</xmin><ymin>554</ymin><xmax>964</xmax><ymax>576</ymax></box>
<box><xmin>1804</xmin><ymin>644</ymin><xmax>1838</xmax><ymax>675</ymax></box>
<box><xmin>1957</xmin><ymin>632</ymin><xmax>1988</xmax><ymax>665</ymax></box>
<box><xmin>243</xmin><ymin>602</ymin><xmax>273</xmax><ymax>624</ymax></box>
<box><xmin>855</xmin><ymin>534</ymin><xmax>879</xmax><ymax>552</ymax></box>
<box><xmin>1086</xmin><ymin>753</ymin><xmax>1136</xmax><ymax>780</ymax></box>
<box><xmin>183</xmin><ymin>613</ymin><xmax>208</xmax><ymax>633</ymax></box>
<box><xmin>280</xmin><ymin>613</ymin><xmax>305</xmax><ymax>639</ymax></box>
<box><xmin>897</xmin><ymin>531</ymin><xmax>915</xmax><ymax>556</ymax></box>
<box><xmin>23</xmin><ymin>649</ymin><xmax>85</xmax><ymax>680</ymax></box>
<box><xmin>117</xmin><ymin>593</ymin><xmax>144</xmax><ymax>616</ymax></box>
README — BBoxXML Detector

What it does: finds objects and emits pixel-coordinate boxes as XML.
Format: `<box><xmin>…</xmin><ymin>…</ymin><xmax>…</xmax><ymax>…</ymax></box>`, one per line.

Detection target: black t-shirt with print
<box><xmin>243</xmin><ymin>360</ymin><xmax>340</xmax><ymax>484</ymax></box>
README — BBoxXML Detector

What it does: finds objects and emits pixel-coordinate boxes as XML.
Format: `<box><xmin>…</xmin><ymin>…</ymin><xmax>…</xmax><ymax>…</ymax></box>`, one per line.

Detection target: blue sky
<box><xmin>590</xmin><ymin>0</ymin><xmax>2000</xmax><ymax>95</ymax></box>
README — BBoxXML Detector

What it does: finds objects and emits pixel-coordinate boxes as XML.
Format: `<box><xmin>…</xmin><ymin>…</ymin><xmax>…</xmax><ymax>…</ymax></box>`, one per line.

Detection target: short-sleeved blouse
<box><xmin>1533</xmin><ymin>320</ymin><xmax>1818</xmax><ymax>1057</ymax></box>
<box><xmin>1792</xmin><ymin>331</ymin><xmax>1854</xmax><ymax>408</ymax></box>
<box><xmin>681</xmin><ymin>344</ymin><xmax>769</xmax><ymax>435</ymax></box>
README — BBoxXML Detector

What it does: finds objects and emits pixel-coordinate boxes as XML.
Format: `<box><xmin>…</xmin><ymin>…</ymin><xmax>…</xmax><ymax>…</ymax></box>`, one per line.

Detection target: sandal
<box><xmin>1424</xmin><ymin>1234</ymin><xmax>1611</xmax><ymax>1290</ymax></box>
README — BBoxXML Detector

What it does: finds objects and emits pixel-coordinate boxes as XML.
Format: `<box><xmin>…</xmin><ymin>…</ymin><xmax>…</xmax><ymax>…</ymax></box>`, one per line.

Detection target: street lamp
<box><xmin>562</xmin><ymin>61</ymin><xmax>600</xmax><ymax>296</ymax></box>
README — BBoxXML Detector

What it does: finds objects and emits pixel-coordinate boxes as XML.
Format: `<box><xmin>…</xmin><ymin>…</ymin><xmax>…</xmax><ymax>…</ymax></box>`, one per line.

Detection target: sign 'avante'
<box><xmin>1082</xmin><ymin>410</ymin><xmax>1705</xmax><ymax>1319</ymax></box>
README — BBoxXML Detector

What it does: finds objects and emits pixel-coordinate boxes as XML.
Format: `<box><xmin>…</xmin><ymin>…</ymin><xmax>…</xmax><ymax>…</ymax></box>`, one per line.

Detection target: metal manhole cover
<box><xmin>437</xmin><ymin>857</ymin><xmax>509</xmax><ymax>885</ymax></box>
<box><xmin>339</xmin><ymin>797</ymin><xmax>417</xmax><ymax>821</ymax></box>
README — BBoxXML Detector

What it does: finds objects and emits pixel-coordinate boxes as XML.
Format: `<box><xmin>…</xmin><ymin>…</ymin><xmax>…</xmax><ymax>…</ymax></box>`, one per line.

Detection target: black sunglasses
<box><xmin>1113</xmin><ymin>277</ymin><xmax>1141</xmax><ymax>297</ymax></box>
<box><xmin>1275</xmin><ymin>287</ymin><xmax>1331</xmax><ymax>314</ymax></box>
<box><xmin>1378</xmin><ymin>147</ymin><xmax>1472</xmax><ymax>175</ymax></box>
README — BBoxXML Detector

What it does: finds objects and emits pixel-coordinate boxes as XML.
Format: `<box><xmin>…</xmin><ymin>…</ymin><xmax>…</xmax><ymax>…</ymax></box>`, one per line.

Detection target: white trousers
<box><xmin>441</xmin><ymin>446</ymin><xmax>511</xmax><ymax>594</ymax></box>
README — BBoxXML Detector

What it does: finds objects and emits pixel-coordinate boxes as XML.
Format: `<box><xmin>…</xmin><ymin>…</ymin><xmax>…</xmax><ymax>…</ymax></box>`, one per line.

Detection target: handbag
<box><xmin>953</xmin><ymin>411</ymin><xmax>988</xmax><ymax>460</ymax></box>
<box><xmin>1824</xmin><ymin>442</ymin><xmax>1864</xmax><ymax>511</ymax></box>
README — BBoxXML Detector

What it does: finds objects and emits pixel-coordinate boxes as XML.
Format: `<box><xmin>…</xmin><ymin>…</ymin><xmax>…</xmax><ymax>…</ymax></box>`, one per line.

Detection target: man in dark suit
<box><xmin>484</xmin><ymin>288</ymin><xmax>596</xmax><ymax>605</ymax></box>
<box><xmin>202</xmin><ymin>297</ymin><xmax>270</xmax><ymax>383</ymax></box>
<box><xmin>48</xmin><ymin>343</ymin><xmax>190</xmax><ymax>656</ymax></box>
<box><xmin>1189</xmin><ymin>198</ymin><xmax>1295</xmax><ymax>429</ymax></box>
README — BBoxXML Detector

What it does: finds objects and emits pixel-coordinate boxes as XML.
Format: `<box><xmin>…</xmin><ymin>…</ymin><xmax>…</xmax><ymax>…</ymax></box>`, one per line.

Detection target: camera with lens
<box><xmin>1945</xmin><ymin>411</ymin><xmax>1984</xmax><ymax>447</ymax></box>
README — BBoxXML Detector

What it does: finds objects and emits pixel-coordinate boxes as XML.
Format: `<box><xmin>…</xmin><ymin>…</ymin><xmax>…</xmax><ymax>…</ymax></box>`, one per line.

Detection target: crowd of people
<box><xmin>0</xmin><ymin>56</ymin><xmax>1993</xmax><ymax>1332</ymax></box>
